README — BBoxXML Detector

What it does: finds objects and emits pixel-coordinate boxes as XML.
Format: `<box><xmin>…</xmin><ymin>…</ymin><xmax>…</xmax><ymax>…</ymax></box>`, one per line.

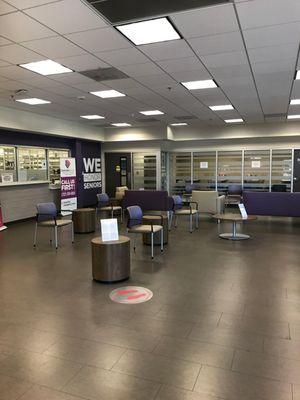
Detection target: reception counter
<box><xmin>0</xmin><ymin>181</ymin><xmax>60</xmax><ymax>223</ymax></box>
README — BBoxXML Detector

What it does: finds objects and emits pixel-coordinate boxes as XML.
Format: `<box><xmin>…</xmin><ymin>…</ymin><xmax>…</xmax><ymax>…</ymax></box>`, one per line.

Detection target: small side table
<box><xmin>73</xmin><ymin>208</ymin><xmax>96</xmax><ymax>233</ymax></box>
<box><xmin>213</xmin><ymin>213</ymin><xmax>257</xmax><ymax>240</ymax></box>
<box><xmin>91</xmin><ymin>235</ymin><xmax>130</xmax><ymax>283</ymax></box>
<box><xmin>142</xmin><ymin>214</ymin><xmax>168</xmax><ymax>245</ymax></box>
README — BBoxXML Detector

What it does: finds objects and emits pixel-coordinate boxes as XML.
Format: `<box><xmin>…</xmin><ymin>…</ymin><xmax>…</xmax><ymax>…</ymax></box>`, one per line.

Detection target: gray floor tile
<box><xmin>194</xmin><ymin>365</ymin><xmax>292</xmax><ymax>400</ymax></box>
<box><xmin>263</xmin><ymin>337</ymin><xmax>300</xmax><ymax>361</ymax></box>
<box><xmin>112</xmin><ymin>349</ymin><xmax>201</xmax><ymax>390</ymax></box>
<box><xmin>19</xmin><ymin>385</ymin><xmax>81</xmax><ymax>400</ymax></box>
<box><xmin>232</xmin><ymin>349</ymin><xmax>300</xmax><ymax>384</ymax></box>
<box><xmin>156</xmin><ymin>384</ymin><xmax>223</xmax><ymax>400</ymax></box>
<box><xmin>153</xmin><ymin>336</ymin><xmax>233</xmax><ymax>369</ymax></box>
<box><xmin>0</xmin><ymin>374</ymin><xmax>32</xmax><ymax>400</ymax></box>
<box><xmin>64</xmin><ymin>365</ymin><xmax>160</xmax><ymax>400</ymax></box>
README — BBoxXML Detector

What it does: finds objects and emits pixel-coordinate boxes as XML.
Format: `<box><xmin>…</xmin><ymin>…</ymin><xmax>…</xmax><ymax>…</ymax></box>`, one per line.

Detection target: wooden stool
<box><xmin>91</xmin><ymin>235</ymin><xmax>130</xmax><ymax>283</ymax></box>
<box><xmin>73</xmin><ymin>208</ymin><xmax>95</xmax><ymax>233</ymax></box>
<box><xmin>142</xmin><ymin>214</ymin><xmax>168</xmax><ymax>245</ymax></box>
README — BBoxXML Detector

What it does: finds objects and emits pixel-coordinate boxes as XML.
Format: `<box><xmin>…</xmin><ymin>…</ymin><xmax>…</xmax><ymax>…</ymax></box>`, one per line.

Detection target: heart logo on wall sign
<box><xmin>65</xmin><ymin>159</ymin><xmax>71</xmax><ymax>168</ymax></box>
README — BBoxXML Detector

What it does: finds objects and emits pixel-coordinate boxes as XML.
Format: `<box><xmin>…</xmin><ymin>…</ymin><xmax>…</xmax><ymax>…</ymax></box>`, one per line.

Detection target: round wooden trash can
<box><xmin>73</xmin><ymin>208</ymin><xmax>96</xmax><ymax>233</ymax></box>
<box><xmin>91</xmin><ymin>235</ymin><xmax>130</xmax><ymax>283</ymax></box>
<box><xmin>142</xmin><ymin>215</ymin><xmax>168</xmax><ymax>245</ymax></box>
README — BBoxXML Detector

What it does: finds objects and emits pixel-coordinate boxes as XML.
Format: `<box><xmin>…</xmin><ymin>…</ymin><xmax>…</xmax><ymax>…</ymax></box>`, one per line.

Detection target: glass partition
<box><xmin>161</xmin><ymin>151</ymin><xmax>168</xmax><ymax>191</ymax></box>
<box><xmin>271</xmin><ymin>149</ymin><xmax>292</xmax><ymax>192</ymax></box>
<box><xmin>48</xmin><ymin>149</ymin><xmax>69</xmax><ymax>182</ymax></box>
<box><xmin>17</xmin><ymin>147</ymin><xmax>47</xmax><ymax>182</ymax></box>
<box><xmin>169</xmin><ymin>152</ymin><xmax>191</xmax><ymax>194</ymax></box>
<box><xmin>0</xmin><ymin>146</ymin><xmax>17</xmax><ymax>183</ymax></box>
<box><xmin>244</xmin><ymin>150</ymin><xmax>270</xmax><ymax>191</ymax></box>
<box><xmin>193</xmin><ymin>151</ymin><xmax>216</xmax><ymax>190</ymax></box>
<box><xmin>217</xmin><ymin>151</ymin><xmax>242</xmax><ymax>193</ymax></box>
<box><xmin>132</xmin><ymin>153</ymin><xmax>157</xmax><ymax>190</ymax></box>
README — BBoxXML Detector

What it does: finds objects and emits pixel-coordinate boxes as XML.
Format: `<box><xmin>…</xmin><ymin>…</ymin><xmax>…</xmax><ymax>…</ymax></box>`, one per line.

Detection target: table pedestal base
<box><xmin>219</xmin><ymin>233</ymin><xmax>250</xmax><ymax>240</ymax></box>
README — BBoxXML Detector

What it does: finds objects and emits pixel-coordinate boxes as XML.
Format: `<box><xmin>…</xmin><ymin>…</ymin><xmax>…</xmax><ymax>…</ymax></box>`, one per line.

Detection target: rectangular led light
<box><xmin>90</xmin><ymin>90</ymin><xmax>126</xmax><ymax>98</ymax></box>
<box><xmin>170</xmin><ymin>123</ymin><xmax>188</xmax><ymax>126</ymax></box>
<box><xmin>139</xmin><ymin>110</ymin><xmax>164</xmax><ymax>116</ymax></box>
<box><xmin>181</xmin><ymin>79</ymin><xmax>217</xmax><ymax>90</ymax></box>
<box><xmin>16</xmin><ymin>98</ymin><xmax>51</xmax><ymax>105</ymax></box>
<box><xmin>80</xmin><ymin>115</ymin><xmax>105</xmax><ymax>120</ymax></box>
<box><xmin>224</xmin><ymin>118</ymin><xmax>243</xmax><ymax>123</ymax></box>
<box><xmin>287</xmin><ymin>114</ymin><xmax>300</xmax><ymax>119</ymax></box>
<box><xmin>116</xmin><ymin>17</ymin><xmax>180</xmax><ymax>46</ymax></box>
<box><xmin>20</xmin><ymin>60</ymin><xmax>73</xmax><ymax>76</ymax></box>
<box><xmin>111</xmin><ymin>123</ymin><xmax>132</xmax><ymax>127</ymax></box>
<box><xmin>290</xmin><ymin>99</ymin><xmax>300</xmax><ymax>105</ymax></box>
<box><xmin>296</xmin><ymin>70</ymin><xmax>300</xmax><ymax>80</ymax></box>
<box><xmin>209</xmin><ymin>105</ymin><xmax>234</xmax><ymax>111</ymax></box>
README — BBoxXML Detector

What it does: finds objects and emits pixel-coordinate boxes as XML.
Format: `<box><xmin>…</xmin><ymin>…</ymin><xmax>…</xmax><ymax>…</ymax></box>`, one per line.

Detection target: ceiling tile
<box><xmin>171</xmin><ymin>4</ymin><xmax>239</xmax><ymax>38</ymax></box>
<box><xmin>248</xmin><ymin>43</ymin><xmax>298</xmax><ymax>64</ymax></box>
<box><xmin>252</xmin><ymin>59</ymin><xmax>296</xmax><ymax>75</ymax></box>
<box><xmin>50</xmin><ymin>72</ymin><xmax>96</xmax><ymax>86</ymax></box>
<box><xmin>169</xmin><ymin>69</ymin><xmax>212</xmax><ymax>83</ymax></box>
<box><xmin>0</xmin><ymin>0</ymin><xmax>16</xmax><ymax>15</ymax></box>
<box><xmin>24</xmin><ymin>0</ymin><xmax>107</xmax><ymax>34</ymax></box>
<box><xmin>136</xmin><ymin>74</ymin><xmax>176</xmax><ymax>88</ymax></box>
<box><xmin>66</xmin><ymin>28</ymin><xmax>130</xmax><ymax>53</ymax></box>
<box><xmin>56</xmin><ymin>54</ymin><xmax>109</xmax><ymax>72</ymax></box>
<box><xmin>0</xmin><ymin>65</ymin><xmax>41</xmax><ymax>80</ymax></box>
<box><xmin>189</xmin><ymin>31</ymin><xmax>244</xmax><ymax>56</ymax></box>
<box><xmin>243</xmin><ymin>22</ymin><xmax>300</xmax><ymax>49</ymax></box>
<box><xmin>209</xmin><ymin>64</ymin><xmax>252</xmax><ymax>80</ymax></box>
<box><xmin>0</xmin><ymin>44</ymin><xmax>44</xmax><ymax>64</ymax></box>
<box><xmin>5</xmin><ymin>0</ymin><xmax>60</xmax><ymax>10</ymax></box>
<box><xmin>237</xmin><ymin>0</ymin><xmax>300</xmax><ymax>30</ymax></box>
<box><xmin>158</xmin><ymin>57</ymin><xmax>206</xmax><ymax>74</ymax></box>
<box><xmin>139</xmin><ymin>40</ymin><xmax>194</xmax><ymax>61</ymax></box>
<box><xmin>0</xmin><ymin>36</ymin><xmax>13</xmax><ymax>46</ymax></box>
<box><xmin>95</xmin><ymin>48</ymin><xmax>149</xmax><ymax>67</ymax></box>
<box><xmin>23</xmin><ymin>36</ymin><xmax>86</xmax><ymax>59</ymax></box>
<box><xmin>118</xmin><ymin>62</ymin><xmax>163</xmax><ymax>78</ymax></box>
<box><xmin>201</xmin><ymin>51</ymin><xmax>248</xmax><ymax>68</ymax></box>
<box><xmin>0</xmin><ymin>12</ymin><xmax>55</xmax><ymax>42</ymax></box>
<box><xmin>0</xmin><ymin>60</ymin><xmax>11</xmax><ymax>67</ymax></box>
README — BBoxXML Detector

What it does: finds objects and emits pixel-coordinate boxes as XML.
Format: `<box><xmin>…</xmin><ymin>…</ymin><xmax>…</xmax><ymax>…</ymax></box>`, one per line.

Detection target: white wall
<box><xmin>0</xmin><ymin>106</ymin><xmax>105</xmax><ymax>142</ymax></box>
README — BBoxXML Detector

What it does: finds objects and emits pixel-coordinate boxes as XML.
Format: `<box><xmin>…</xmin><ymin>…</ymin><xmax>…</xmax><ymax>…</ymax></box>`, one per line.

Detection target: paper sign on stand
<box><xmin>60</xmin><ymin>158</ymin><xmax>77</xmax><ymax>216</ymax></box>
<box><xmin>239</xmin><ymin>203</ymin><xmax>248</xmax><ymax>219</ymax></box>
<box><xmin>0</xmin><ymin>204</ymin><xmax>7</xmax><ymax>231</ymax></box>
<box><xmin>101</xmin><ymin>219</ymin><xmax>119</xmax><ymax>242</ymax></box>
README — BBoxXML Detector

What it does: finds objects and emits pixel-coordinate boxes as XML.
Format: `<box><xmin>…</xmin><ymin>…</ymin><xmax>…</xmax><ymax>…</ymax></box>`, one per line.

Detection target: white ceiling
<box><xmin>0</xmin><ymin>0</ymin><xmax>299</xmax><ymax>128</ymax></box>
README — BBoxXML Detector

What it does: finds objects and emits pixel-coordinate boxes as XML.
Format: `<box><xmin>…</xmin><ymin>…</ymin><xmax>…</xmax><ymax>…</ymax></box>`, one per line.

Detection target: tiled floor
<box><xmin>0</xmin><ymin>214</ymin><xmax>300</xmax><ymax>399</ymax></box>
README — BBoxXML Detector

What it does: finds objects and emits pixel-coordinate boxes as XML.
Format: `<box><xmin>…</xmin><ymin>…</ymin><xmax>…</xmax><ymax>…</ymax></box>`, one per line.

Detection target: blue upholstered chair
<box><xmin>34</xmin><ymin>202</ymin><xmax>74</xmax><ymax>250</ymax></box>
<box><xmin>127</xmin><ymin>205</ymin><xmax>163</xmax><ymax>259</ymax></box>
<box><xmin>96</xmin><ymin>193</ymin><xmax>123</xmax><ymax>222</ymax></box>
<box><xmin>170</xmin><ymin>195</ymin><xmax>199</xmax><ymax>233</ymax></box>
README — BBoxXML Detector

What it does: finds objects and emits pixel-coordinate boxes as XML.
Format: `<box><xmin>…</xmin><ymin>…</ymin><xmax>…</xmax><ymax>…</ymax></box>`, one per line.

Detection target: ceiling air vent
<box><xmin>136</xmin><ymin>118</ymin><xmax>160</xmax><ymax>123</ymax></box>
<box><xmin>85</xmin><ymin>0</ymin><xmax>230</xmax><ymax>24</ymax></box>
<box><xmin>265</xmin><ymin>113</ymin><xmax>286</xmax><ymax>121</ymax></box>
<box><xmin>175</xmin><ymin>115</ymin><xmax>197</xmax><ymax>121</ymax></box>
<box><xmin>79</xmin><ymin>67</ymin><xmax>129</xmax><ymax>81</ymax></box>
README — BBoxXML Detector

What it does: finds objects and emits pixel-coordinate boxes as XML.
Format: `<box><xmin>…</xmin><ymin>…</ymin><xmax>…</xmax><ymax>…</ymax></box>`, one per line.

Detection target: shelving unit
<box><xmin>48</xmin><ymin>149</ymin><xmax>69</xmax><ymax>182</ymax></box>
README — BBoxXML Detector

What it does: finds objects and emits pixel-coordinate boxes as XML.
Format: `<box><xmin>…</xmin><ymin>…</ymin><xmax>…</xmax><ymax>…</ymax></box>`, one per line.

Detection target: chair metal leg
<box><xmin>151</xmin><ymin>232</ymin><xmax>154</xmax><ymax>259</ymax></box>
<box><xmin>196</xmin><ymin>212</ymin><xmax>199</xmax><ymax>229</ymax></box>
<box><xmin>54</xmin><ymin>226</ymin><xmax>58</xmax><ymax>250</ymax></box>
<box><xmin>160</xmin><ymin>229</ymin><xmax>163</xmax><ymax>252</ymax></box>
<box><xmin>168</xmin><ymin>211</ymin><xmax>173</xmax><ymax>230</ymax></box>
<box><xmin>133</xmin><ymin>234</ymin><xmax>137</xmax><ymax>252</ymax></box>
<box><xmin>71</xmin><ymin>221</ymin><xmax>74</xmax><ymax>243</ymax></box>
<box><xmin>175</xmin><ymin>214</ymin><xmax>178</xmax><ymax>228</ymax></box>
<box><xmin>120</xmin><ymin>208</ymin><xmax>123</xmax><ymax>223</ymax></box>
<box><xmin>189</xmin><ymin>214</ymin><xmax>193</xmax><ymax>233</ymax></box>
<box><xmin>49</xmin><ymin>228</ymin><xmax>52</xmax><ymax>244</ymax></box>
<box><xmin>33</xmin><ymin>223</ymin><xmax>38</xmax><ymax>247</ymax></box>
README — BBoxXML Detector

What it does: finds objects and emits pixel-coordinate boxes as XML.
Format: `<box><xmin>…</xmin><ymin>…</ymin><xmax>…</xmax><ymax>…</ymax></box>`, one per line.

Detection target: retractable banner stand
<box><xmin>0</xmin><ymin>203</ymin><xmax>7</xmax><ymax>231</ymax></box>
<box><xmin>60</xmin><ymin>158</ymin><xmax>77</xmax><ymax>215</ymax></box>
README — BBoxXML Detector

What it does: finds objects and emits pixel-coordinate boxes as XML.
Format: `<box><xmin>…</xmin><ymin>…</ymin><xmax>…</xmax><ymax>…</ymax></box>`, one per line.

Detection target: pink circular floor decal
<box><xmin>109</xmin><ymin>286</ymin><xmax>153</xmax><ymax>304</ymax></box>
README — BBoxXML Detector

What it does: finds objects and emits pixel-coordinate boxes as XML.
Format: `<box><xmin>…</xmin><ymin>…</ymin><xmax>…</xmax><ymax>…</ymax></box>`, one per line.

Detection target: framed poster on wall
<box><xmin>60</xmin><ymin>158</ymin><xmax>77</xmax><ymax>215</ymax></box>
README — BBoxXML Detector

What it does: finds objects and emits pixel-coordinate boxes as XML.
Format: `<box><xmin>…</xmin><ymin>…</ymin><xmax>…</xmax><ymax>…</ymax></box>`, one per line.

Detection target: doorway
<box><xmin>105</xmin><ymin>153</ymin><xmax>131</xmax><ymax>197</ymax></box>
<box><xmin>293</xmin><ymin>149</ymin><xmax>300</xmax><ymax>192</ymax></box>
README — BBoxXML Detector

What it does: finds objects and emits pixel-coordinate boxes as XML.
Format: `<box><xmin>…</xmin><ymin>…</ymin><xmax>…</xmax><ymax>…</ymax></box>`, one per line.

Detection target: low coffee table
<box><xmin>73</xmin><ymin>208</ymin><xmax>96</xmax><ymax>233</ymax></box>
<box><xmin>213</xmin><ymin>213</ymin><xmax>257</xmax><ymax>240</ymax></box>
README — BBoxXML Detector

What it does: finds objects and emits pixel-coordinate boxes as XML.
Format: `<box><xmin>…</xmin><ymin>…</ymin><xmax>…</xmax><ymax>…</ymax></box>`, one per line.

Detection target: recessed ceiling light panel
<box><xmin>170</xmin><ymin>123</ymin><xmax>188</xmax><ymax>126</ymax></box>
<box><xmin>296</xmin><ymin>70</ymin><xmax>300</xmax><ymax>80</ymax></box>
<box><xmin>139</xmin><ymin>110</ymin><xmax>164</xmax><ymax>116</ymax></box>
<box><xmin>20</xmin><ymin>60</ymin><xmax>73</xmax><ymax>76</ymax></box>
<box><xmin>16</xmin><ymin>98</ymin><xmax>51</xmax><ymax>105</ymax></box>
<box><xmin>181</xmin><ymin>79</ymin><xmax>217</xmax><ymax>90</ymax></box>
<box><xmin>287</xmin><ymin>114</ymin><xmax>300</xmax><ymax>119</ymax></box>
<box><xmin>116</xmin><ymin>17</ymin><xmax>180</xmax><ymax>46</ymax></box>
<box><xmin>111</xmin><ymin>123</ymin><xmax>132</xmax><ymax>127</ymax></box>
<box><xmin>80</xmin><ymin>115</ymin><xmax>105</xmax><ymax>120</ymax></box>
<box><xmin>209</xmin><ymin>105</ymin><xmax>234</xmax><ymax>111</ymax></box>
<box><xmin>90</xmin><ymin>90</ymin><xmax>126</xmax><ymax>98</ymax></box>
<box><xmin>224</xmin><ymin>118</ymin><xmax>243</xmax><ymax>123</ymax></box>
<box><xmin>290</xmin><ymin>99</ymin><xmax>300</xmax><ymax>105</ymax></box>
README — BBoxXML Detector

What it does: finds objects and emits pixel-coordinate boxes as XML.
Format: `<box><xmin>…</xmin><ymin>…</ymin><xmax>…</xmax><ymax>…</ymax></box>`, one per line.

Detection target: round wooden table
<box><xmin>73</xmin><ymin>208</ymin><xmax>96</xmax><ymax>233</ymax></box>
<box><xmin>213</xmin><ymin>213</ymin><xmax>257</xmax><ymax>240</ymax></box>
<box><xmin>142</xmin><ymin>214</ymin><xmax>168</xmax><ymax>245</ymax></box>
<box><xmin>91</xmin><ymin>235</ymin><xmax>130</xmax><ymax>283</ymax></box>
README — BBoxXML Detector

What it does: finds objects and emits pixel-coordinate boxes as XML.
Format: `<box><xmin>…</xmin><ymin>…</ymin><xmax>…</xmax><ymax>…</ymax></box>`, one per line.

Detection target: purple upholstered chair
<box><xmin>127</xmin><ymin>205</ymin><xmax>163</xmax><ymax>259</ymax></box>
<box><xmin>170</xmin><ymin>195</ymin><xmax>199</xmax><ymax>233</ymax></box>
<box><xmin>226</xmin><ymin>184</ymin><xmax>243</xmax><ymax>205</ymax></box>
<box><xmin>34</xmin><ymin>202</ymin><xmax>74</xmax><ymax>250</ymax></box>
<box><xmin>96</xmin><ymin>193</ymin><xmax>122</xmax><ymax>222</ymax></box>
